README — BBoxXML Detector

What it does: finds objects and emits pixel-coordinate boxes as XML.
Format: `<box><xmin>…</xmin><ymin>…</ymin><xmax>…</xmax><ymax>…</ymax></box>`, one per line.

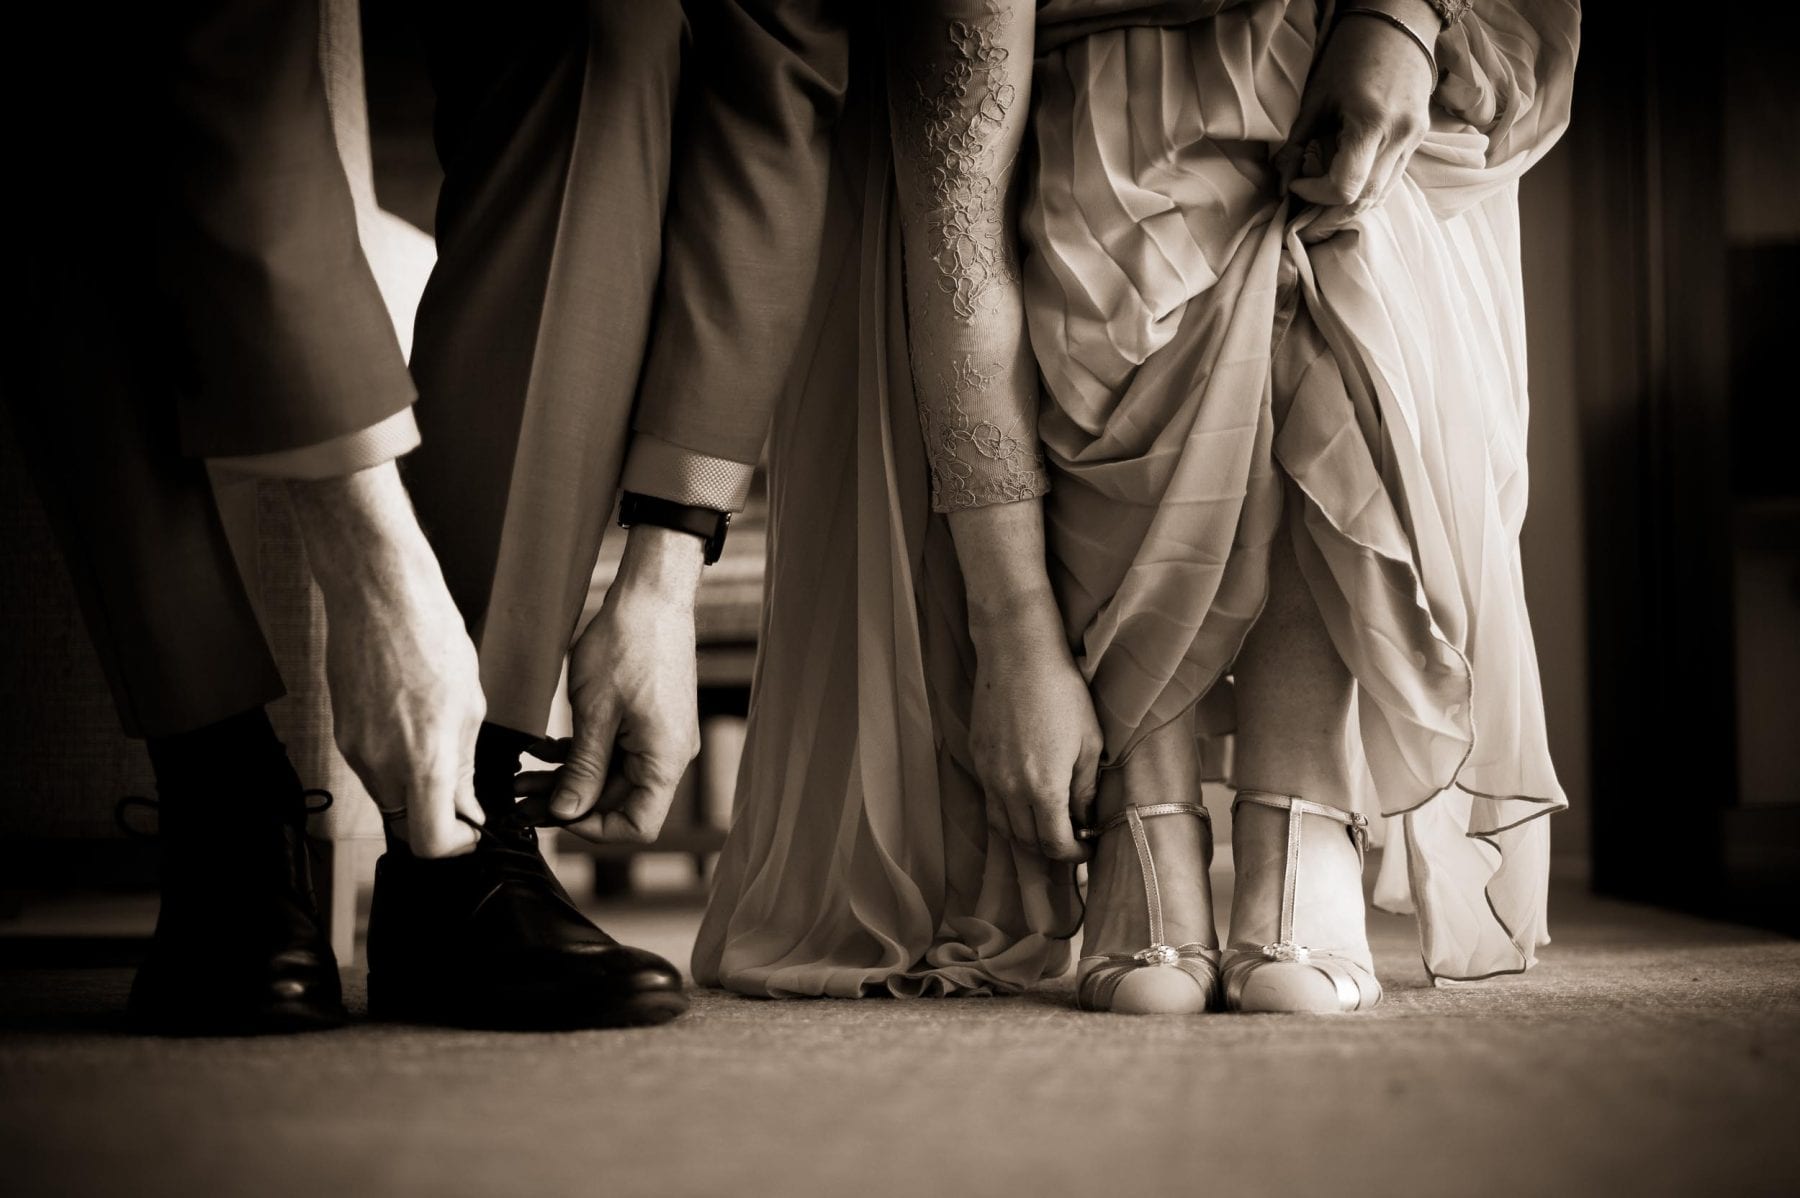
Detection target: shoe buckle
<box><xmin>1135</xmin><ymin>944</ymin><xmax>1181</xmax><ymax>967</ymax></box>
<box><xmin>1260</xmin><ymin>941</ymin><xmax>1311</xmax><ymax>963</ymax></box>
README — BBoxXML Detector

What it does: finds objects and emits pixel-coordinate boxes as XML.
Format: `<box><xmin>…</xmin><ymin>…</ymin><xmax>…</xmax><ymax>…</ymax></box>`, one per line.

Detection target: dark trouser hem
<box><xmin>145</xmin><ymin>707</ymin><xmax>293</xmax><ymax>806</ymax></box>
<box><xmin>2</xmin><ymin>280</ymin><xmax>284</xmax><ymax>738</ymax></box>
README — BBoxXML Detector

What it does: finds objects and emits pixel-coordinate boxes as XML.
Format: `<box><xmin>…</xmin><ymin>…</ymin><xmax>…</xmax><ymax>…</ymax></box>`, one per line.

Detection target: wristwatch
<box><xmin>617</xmin><ymin>491</ymin><xmax>731</xmax><ymax>565</ymax></box>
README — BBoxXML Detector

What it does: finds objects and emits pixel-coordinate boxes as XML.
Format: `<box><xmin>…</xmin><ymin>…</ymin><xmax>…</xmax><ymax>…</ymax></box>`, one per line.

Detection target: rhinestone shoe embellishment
<box><xmin>1260</xmin><ymin>941</ymin><xmax>1312</xmax><ymax>963</ymax></box>
<box><xmin>1135</xmin><ymin>944</ymin><xmax>1181</xmax><ymax>967</ymax></box>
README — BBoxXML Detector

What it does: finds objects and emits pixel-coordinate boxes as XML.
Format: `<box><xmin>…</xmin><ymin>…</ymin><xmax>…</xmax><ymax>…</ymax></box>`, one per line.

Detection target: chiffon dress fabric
<box><xmin>691</xmin><ymin>78</ymin><xmax>1084</xmax><ymax>997</ymax></box>
<box><xmin>695</xmin><ymin>0</ymin><xmax>1580</xmax><ymax>995</ymax></box>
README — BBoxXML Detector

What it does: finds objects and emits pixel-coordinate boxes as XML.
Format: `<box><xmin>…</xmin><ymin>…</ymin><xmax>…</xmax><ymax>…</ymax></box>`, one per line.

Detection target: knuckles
<box><xmin>637</xmin><ymin>757</ymin><xmax>689</xmax><ymax>794</ymax></box>
<box><xmin>1385</xmin><ymin>117</ymin><xmax>1427</xmax><ymax>148</ymax></box>
<box><xmin>558</xmin><ymin>754</ymin><xmax>605</xmax><ymax>784</ymax></box>
<box><xmin>609</xmin><ymin>822</ymin><xmax>659</xmax><ymax>847</ymax></box>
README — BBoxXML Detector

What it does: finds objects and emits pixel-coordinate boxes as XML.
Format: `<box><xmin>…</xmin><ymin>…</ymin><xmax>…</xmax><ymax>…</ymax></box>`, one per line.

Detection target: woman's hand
<box><xmin>945</xmin><ymin>500</ymin><xmax>1101</xmax><ymax>863</ymax></box>
<box><xmin>1276</xmin><ymin>0</ymin><xmax>1439</xmax><ymax>238</ymax></box>
<box><xmin>968</xmin><ymin>595</ymin><xmax>1103</xmax><ymax>864</ymax></box>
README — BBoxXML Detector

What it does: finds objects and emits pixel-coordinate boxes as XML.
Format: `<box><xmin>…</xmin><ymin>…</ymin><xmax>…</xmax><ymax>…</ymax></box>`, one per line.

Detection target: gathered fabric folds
<box><xmin>696</xmin><ymin>0</ymin><xmax>1580</xmax><ymax>995</ymax></box>
<box><xmin>1025</xmin><ymin>0</ymin><xmax>1578</xmax><ymax>980</ymax></box>
<box><xmin>693</xmin><ymin>80</ymin><xmax>1082</xmax><ymax>998</ymax></box>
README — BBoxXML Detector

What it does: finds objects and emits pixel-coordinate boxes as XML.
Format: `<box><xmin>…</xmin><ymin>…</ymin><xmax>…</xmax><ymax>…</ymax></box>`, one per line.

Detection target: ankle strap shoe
<box><xmin>1221</xmin><ymin>791</ymin><xmax>1381</xmax><ymax>1013</ymax></box>
<box><xmin>1076</xmin><ymin>803</ymin><xmax>1221</xmax><ymax>1014</ymax></box>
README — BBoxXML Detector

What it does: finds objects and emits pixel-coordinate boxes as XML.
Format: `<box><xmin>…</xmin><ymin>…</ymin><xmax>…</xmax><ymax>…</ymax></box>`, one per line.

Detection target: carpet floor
<box><xmin>3</xmin><ymin>879</ymin><xmax>1799</xmax><ymax>1198</ymax></box>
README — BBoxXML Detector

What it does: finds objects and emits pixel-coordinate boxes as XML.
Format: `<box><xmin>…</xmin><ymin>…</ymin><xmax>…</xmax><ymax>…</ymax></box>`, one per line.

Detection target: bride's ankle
<box><xmin>1084</xmin><ymin>803</ymin><xmax>1217</xmax><ymax>952</ymax></box>
<box><xmin>1081</xmin><ymin>722</ymin><xmax>1219</xmax><ymax>951</ymax></box>
<box><xmin>1226</xmin><ymin>797</ymin><xmax>1370</xmax><ymax>959</ymax></box>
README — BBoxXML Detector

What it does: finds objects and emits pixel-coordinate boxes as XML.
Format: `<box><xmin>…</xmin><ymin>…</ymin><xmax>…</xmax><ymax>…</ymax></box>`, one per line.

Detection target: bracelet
<box><xmin>1426</xmin><ymin>0</ymin><xmax>1471</xmax><ymax>25</ymax></box>
<box><xmin>1335</xmin><ymin>6</ymin><xmax>1439</xmax><ymax>86</ymax></box>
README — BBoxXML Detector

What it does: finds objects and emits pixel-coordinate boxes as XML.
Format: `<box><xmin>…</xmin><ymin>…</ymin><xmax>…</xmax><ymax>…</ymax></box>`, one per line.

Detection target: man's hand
<box><xmin>289</xmin><ymin>463</ymin><xmax>486</xmax><ymax>858</ymax></box>
<box><xmin>518</xmin><ymin>526</ymin><xmax>703</xmax><ymax>844</ymax></box>
<box><xmin>1276</xmin><ymin>0</ymin><xmax>1438</xmax><ymax>239</ymax></box>
<box><xmin>967</xmin><ymin>593</ymin><xmax>1104</xmax><ymax>864</ymax></box>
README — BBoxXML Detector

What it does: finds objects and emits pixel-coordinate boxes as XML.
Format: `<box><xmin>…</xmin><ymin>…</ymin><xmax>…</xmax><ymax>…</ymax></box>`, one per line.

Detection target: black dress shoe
<box><xmin>124</xmin><ymin>787</ymin><xmax>346</xmax><ymax>1036</ymax></box>
<box><xmin>366</xmin><ymin>811</ymin><xmax>687</xmax><ymax>1029</ymax></box>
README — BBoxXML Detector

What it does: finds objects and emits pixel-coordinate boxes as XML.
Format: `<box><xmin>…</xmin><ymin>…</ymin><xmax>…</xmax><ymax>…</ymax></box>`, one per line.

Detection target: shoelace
<box><xmin>456</xmin><ymin>809</ymin><xmax>565</xmax><ymax>888</ymax></box>
<box><xmin>114</xmin><ymin>789</ymin><xmax>334</xmax><ymax>837</ymax></box>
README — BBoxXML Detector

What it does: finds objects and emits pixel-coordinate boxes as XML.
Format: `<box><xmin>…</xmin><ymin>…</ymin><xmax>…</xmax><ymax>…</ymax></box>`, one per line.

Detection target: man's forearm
<box><xmin>285</xmin><ymin>458</ymin><xmax>487</xmax><ymax>856</ymax></box>
<box><xmin>608</xmin><ymin>525</ymin><xmax>705</xmax><ymax>611</ymax></box>
<box><xmin>287</xmin><ymin>461</ymin><xmax>442</xmax><ymax>602</ymax></box>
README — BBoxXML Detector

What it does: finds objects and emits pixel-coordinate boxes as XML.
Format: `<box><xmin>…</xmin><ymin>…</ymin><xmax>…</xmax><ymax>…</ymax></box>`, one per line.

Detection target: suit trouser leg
<box><xmin>406</xmin><ymin>0</ymin><xmax>686</xmax><ymax>737</ymax></box>
<box><xmin>4</xmin><ymin>249</ymin><xmax>283</xmax><ymax>739</ymax></box>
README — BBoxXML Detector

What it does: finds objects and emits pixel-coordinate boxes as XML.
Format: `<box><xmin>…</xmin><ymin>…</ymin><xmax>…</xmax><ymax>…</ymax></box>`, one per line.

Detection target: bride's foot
<box><xmin>1078</xmin><ymin>801</ymin><xmax>1220</xmax><ymax>1012</ymax></box>
<box><xmin>1223</xmin><ymin>791</ymin><xmax>1379</xmax><ymax>1013</ymax></box>
<box><xmin>1077</xmin><ymin>724</ymin><xmax>1220</xmax><ymax>1014</ymax></box>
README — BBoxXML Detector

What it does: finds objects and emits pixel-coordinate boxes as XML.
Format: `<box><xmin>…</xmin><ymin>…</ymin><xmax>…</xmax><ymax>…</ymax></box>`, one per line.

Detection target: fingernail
<box><xmin>550</xmin><ymin>793</ymin><xmax>580</xmax><ymax>818</ymax></box>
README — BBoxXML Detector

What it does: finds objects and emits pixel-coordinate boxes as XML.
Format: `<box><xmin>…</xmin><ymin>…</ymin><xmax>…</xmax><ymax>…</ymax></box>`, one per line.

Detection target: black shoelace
<box><xmin>115</xmin><ymin>790</ymin><xmax>334</xmax><ymax>838</ymax></box>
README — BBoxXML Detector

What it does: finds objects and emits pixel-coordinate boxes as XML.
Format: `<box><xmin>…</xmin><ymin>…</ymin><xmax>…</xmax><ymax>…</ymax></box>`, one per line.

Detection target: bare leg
<box><xmin>1080</xmin><ymin>707</ymin><xmax>1219</xmax><ymax>1010</ymax></box>
<box><xmin>1227</xmin><ymin>517</ymin><xmax>1372</xmax><ymax>972</ymax></box>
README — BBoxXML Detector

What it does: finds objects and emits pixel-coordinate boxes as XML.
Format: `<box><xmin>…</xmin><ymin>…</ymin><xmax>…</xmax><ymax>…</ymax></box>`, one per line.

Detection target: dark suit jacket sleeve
<box><xmin>620</xmin><ymin>0</ymin><xmax>850</xmax><ymax>512</ymax></box>
<box><xmin>164</xmin><ymin>0</ymin><xmax>415</xmax><ymax>460</ymax></box>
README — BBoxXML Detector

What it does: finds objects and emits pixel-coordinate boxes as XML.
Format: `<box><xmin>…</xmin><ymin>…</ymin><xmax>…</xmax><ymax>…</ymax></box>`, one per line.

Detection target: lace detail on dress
<box><xmin>1426</xmin><ymin>0</ymin><xmax>1471</xmax><ymax>25</ymax></box>
<box><xmin>920</xmin><ymin>356</ymin><xmax>1050</xmax><ymax>512</ymax></box>
<box><xmin>902</xmin><ymin>5</ymin><xmax>1020</xmax><ymax>324</ymax></box>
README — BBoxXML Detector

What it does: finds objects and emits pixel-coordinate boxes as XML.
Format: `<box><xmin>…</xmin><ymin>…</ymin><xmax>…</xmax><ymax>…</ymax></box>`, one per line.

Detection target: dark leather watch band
<box><xmin>617</xmin><ymin>492</ymin><xmax>730</xmax><ymax>565</ymax></box>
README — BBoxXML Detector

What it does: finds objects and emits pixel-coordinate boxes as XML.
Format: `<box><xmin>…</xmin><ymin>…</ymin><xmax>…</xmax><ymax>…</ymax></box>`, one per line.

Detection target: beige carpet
<box><xmin>3</xmin><ymin>880</ymin><xmax>1799</xmax><ymax>1198</ymax></box>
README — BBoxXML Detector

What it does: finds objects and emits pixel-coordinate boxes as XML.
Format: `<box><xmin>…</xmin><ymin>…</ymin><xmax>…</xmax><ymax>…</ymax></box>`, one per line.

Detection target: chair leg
<box><xmin>591</xmin><ymin>857</ymin><xmax>634</xmax><ymax>899</ymax></box>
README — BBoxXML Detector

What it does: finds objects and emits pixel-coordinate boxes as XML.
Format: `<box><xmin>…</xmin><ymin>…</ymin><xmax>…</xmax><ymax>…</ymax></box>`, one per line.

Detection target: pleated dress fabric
<box><xmin>696</xmin><ymin>0</ymin><xmax>1581</xmax><ymax>995</ymax></box>
<box><xmin>692</xmin><ymin>81</ymin><xmax>1084</xmax><ymax>997</ymax></box>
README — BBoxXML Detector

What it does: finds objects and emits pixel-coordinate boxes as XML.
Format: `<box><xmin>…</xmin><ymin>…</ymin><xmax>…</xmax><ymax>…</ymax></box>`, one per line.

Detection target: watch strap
<box><xmin>618</xmin><ymin>492</ymin><xmax>730</xmax><ymax>565</ymax></box>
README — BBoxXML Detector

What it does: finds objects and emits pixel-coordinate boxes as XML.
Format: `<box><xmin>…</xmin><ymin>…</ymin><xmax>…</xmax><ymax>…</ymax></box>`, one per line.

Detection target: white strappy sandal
<box><xmin>1221</xmin><ymin>791</ymin><xmax>1382</xmax><ymax>1013</ymax></box>
<box><xmin>1075</xmin><ymin>802</ymin><xmax>1221</xmax><ymax>1014</ymax></box>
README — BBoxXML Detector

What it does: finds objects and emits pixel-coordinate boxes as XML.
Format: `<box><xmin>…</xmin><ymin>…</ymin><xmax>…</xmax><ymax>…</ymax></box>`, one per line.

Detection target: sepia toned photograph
<box><xmin>2</xmin><ymin>1</ymin><xmax>1796</xmax><ymax>1195</ymax></box>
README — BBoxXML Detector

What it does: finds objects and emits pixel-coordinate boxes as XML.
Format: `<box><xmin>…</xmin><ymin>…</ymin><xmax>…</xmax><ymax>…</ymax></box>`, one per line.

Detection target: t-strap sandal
<box><xmin>1222</xmin><ymin>791</ymin><xmax>1382</xmax><ymax>1013</ymax></box>
<box><xmin>1076</xmin><ymin>802</ymin><xmax>1221</xmax><ymax>1014</ymax></box>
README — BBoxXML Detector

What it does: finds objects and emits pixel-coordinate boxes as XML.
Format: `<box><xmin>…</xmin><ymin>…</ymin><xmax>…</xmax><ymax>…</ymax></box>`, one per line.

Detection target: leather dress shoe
<box><xmin>124</xmin><ymin>786</ymin><xmax>346</xmax><ymax>1036</ymax></box>
<box><xmin>366</xmin><ymin>809</ymin><xmax>687</xmax><ymax>1029</ymax></box>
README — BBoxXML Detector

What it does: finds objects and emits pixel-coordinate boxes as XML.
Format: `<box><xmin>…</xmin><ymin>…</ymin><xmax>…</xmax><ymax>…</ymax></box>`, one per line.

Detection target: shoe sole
<box><xmin>366</xmin><ymin>974</ymin><xmax>689</xmax><ymax>1031</ymax></box>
